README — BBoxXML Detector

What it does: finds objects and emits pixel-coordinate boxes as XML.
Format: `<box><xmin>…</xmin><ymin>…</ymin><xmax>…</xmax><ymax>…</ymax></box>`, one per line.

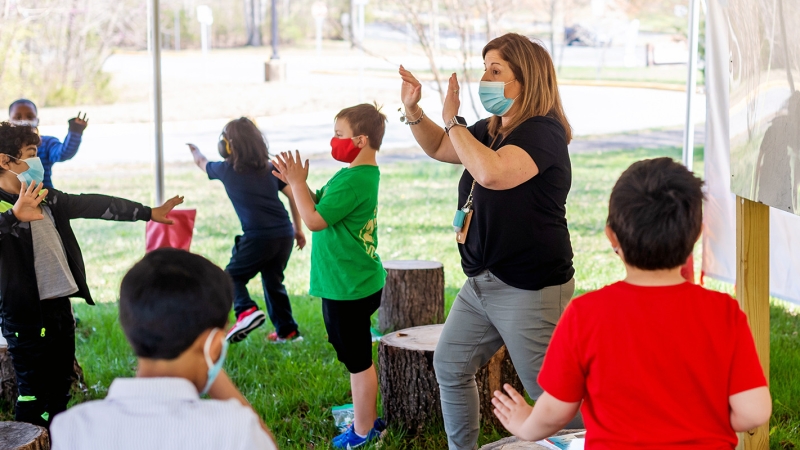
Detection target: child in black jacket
<box><xmin>0</xmin><ymin>122</ymin><xmax>182</xmax><ymax>428</ymax></box>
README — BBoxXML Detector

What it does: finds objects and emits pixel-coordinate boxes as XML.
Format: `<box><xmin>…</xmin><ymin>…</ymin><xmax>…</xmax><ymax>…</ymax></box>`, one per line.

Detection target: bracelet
<box><xmin>406</xmin><ymin>108</ymin><xmax>424</xmax><ymax>126</ymax></box>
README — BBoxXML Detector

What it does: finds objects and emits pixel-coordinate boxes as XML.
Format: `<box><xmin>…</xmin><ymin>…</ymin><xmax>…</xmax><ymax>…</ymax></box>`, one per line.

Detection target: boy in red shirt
<box><xmin>492</xmin><ymin>157</ymin><xmax>772</xmax><ymax>449</ymax></box>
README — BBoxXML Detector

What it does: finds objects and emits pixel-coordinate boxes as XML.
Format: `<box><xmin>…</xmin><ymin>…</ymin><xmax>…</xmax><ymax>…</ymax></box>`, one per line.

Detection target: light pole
<box><xmin>312</xmin><ymin>2</ymin><xmax>328</xmax><ymax>56</ymax></box>
<box><xmin>265</xmin><ymin>0</ymin><xmax>286</xmax><ymax>81</ymax></box>
<box><xmin>271</xmin><ymin>0</ymin><xmax>279</xmax><ymax>59</ymax></box>
<box><xmin>150</xmin><ymin>0</ymin><xmax>164</xmax><ymax>205</ymax></box>
<box><xmin>354</xmin><ymin>0</ymin><xmax>367</xmax><ymax>102</ymax></box>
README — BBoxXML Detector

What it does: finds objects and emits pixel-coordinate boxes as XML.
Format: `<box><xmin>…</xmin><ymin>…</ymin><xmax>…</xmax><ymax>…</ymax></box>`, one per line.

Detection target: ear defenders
<box><xmin>218</xmin><ymin>133</ymin><xmax>232</xmax><ymax>159</ymax></box>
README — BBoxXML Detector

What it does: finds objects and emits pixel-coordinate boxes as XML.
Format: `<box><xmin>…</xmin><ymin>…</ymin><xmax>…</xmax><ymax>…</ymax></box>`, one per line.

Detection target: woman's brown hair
<box><xmin>482</xmin><ymin>33</ymin><xmax>572</xmax><ymax>144</ymax></box>
<box><xmin>223</xmin><ymin>117</ymin><xmax>271</xmax><ymax>174</ymax></box>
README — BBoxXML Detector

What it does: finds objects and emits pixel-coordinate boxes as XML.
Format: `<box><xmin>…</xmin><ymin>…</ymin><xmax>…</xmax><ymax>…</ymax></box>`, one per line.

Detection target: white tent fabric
<box><xmin>703</xmin><ymin>0</ymin><xmax>800</xmax><ymax>304</ymax></box>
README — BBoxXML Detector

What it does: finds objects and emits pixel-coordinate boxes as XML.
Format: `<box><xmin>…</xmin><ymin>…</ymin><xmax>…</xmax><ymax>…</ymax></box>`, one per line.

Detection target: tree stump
<box><xmin>479</xmin><ymin>430</ymin><xmax>585</xmax><ymax>450</ymax></box>
<box><xmin>378</xmin><ymin>324</ymin><xmax>524</xmax><ymax>433</ymax></box>
<box><xmin>0</xmin><ymin>422</ymin><xmax>50</xmax><ymax>450</ymax></box>
<box><xmin>379</xmin><ymin>260</ymin><xmax>444</xmax><ymax>333</ymax></box>
<box><xmin>0</xmin><ymin>344</ymin><xmax>16</xmax><ymax>407</ymax></box>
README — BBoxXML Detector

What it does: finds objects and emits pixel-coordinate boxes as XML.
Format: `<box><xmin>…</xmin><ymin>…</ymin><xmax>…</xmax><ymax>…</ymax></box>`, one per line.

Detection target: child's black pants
<box><xmin>4</xmin><ymin>297</ymin><xmax>75</xmax><ymax>428</ymax></box>
<box><xmin>226</xmin><ymin>234</ymin><xmax>298</xmax><ymax>337</ymax></box>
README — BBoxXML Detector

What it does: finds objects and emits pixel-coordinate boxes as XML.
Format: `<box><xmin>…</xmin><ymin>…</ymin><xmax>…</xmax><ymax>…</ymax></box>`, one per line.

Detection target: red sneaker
<box><xmin>266</xmin><ymin>330</ymin><xmax>304</xmax><ymax>344</ymax></box>
<box><xmin>225</xmin><ymin>307</ymin><xmax>266</xmax><ymax>343</ymax></box>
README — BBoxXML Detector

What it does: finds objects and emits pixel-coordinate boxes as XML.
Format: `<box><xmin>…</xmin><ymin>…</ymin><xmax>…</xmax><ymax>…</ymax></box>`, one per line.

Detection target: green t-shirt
<box><xmin>310</xmin><ymin>165</ymin><xmax>386</xmax><ymax>300</ymax></box>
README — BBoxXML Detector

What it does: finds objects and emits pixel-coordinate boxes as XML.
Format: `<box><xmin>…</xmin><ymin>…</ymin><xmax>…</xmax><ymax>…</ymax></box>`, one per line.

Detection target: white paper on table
<box><xmin>567</xmin><ymin>439</ymin><xmax>585</xmax><ymax>450</ymax></box>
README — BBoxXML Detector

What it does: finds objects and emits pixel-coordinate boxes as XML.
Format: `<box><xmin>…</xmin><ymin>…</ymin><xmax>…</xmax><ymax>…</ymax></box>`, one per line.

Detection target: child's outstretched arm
<box><xmin>61</xmin><ymin>190</ymin><xmax>183</xmax><ymax>223</ymax></box>
<box><xmin>272</xmin><ymin>151</ymin><xmax>328</xmax><ymax>231</ymax></box>
<box><xmin>187</xmin><ymin>143</ymin><xmax>209</xmax><ymax>172</ymax></box>
<box><xmin>492</xmin><ymin>384</ymin><xmax>580</xmax><ymax>442</ymax></box>
<box><xmin>280</xmin><ymin>185</ymin><xmax>307</xmax><ymax>250</ymax></box>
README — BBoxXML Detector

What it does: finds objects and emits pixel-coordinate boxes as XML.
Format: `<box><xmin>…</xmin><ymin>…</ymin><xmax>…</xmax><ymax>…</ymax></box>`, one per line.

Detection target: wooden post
<box><xmin>735</xmin><ymin>196</ymin><xmax>770</xmax><ymax>450</ymax></box>
<box><xmin>379</xmin><ymin>260</ymin><xmax>445</xmax><ymax>333</ymax></box>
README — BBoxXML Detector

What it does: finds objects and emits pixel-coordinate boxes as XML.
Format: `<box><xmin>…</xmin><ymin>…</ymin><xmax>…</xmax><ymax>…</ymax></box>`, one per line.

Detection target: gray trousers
<box><xmin>433</xmin><ymin>271</ymin><xmax>576</xmax><ymax>450</ymax></box>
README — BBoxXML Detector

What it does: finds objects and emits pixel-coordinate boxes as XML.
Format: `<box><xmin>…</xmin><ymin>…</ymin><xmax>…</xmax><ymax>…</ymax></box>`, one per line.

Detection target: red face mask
<box><xmin>330</xmin><ymin>136</ymin><xmax>362</xmax><ymax>163</ymax></box>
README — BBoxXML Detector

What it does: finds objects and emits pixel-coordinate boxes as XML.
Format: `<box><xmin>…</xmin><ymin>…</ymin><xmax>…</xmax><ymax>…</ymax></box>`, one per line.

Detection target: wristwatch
<box><xmin>445</xmin><ymin>116</ymin><xmax>468</xmax><ymax>135</ymax></box>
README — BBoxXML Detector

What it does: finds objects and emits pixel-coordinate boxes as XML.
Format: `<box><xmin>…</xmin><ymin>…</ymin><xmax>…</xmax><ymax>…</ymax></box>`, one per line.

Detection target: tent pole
<box><xmin>682</xmin><ymin>0</ymin><xmax>701</xmax><ymax>171</ymax></box>
<box><xmin>150</xmin><ymin>0</ymin><xmax>165</xmax><ymax>205</ymax></box>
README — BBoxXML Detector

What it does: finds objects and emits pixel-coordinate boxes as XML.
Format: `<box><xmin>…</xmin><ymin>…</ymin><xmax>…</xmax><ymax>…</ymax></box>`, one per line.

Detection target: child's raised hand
<box><xmin>12</xmin><ymin>181</ymin><xmax>46</xmax><ymax>223</ymax></box>
<box><xmin>272</xmin><ymin>151</ymin><xmax>309</xmax><ymax>186</ymax></box>
<box><xmin>150</xmin><ymin>195</ymin><xmax>185</xmax><ymax>224</ymax></box>
<box><xmin>492</xmin><ymin>384</ymin><xmax>533</xmax><ymax>438</ymax></box>
<box><xmin>187</xmin><ymin>143</ymin><xmax>200</xmax><ymax>153</ymax></box>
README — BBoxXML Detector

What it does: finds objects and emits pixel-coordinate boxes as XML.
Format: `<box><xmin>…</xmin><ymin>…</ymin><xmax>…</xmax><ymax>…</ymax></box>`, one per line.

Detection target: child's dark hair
<box><xmin>0</xmin><ymin>122</ymin><xmax>41</xmax><ymax>173</ymax></box>
<box><xmin>221</xmin><ymin>117</ymin><xmax>270</xmax><ymax>174</ymax></box>
<box><xmin>119</xmin><ymin>249</ymin><xmax>232</xmax><ymax>360</ymax></box>
<box><xmin>335</xmin><ymin>103</ymin><xmax>388</xmax><ymax>149</ymax></box>
<box><xmin>607</xmin><ymin>157</ymin><xmax>704</xmax><ymax>270</ymax></box>
<box><xmin>8</xmin><ymin>99</ymin><xmax>37</xmax><ymax>114</ymax></box>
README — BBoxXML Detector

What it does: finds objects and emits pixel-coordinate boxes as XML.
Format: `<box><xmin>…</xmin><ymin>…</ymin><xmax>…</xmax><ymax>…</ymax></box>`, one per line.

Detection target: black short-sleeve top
<box><xmin>458</xmin><ymin>116</ymin><xmax>575</xmax><ymax>291</ymax></box>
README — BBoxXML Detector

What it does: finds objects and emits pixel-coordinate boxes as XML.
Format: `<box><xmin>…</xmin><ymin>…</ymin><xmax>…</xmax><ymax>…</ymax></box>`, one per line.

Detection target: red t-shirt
<box><xmin>538</xmin><ymin>282</ymin><xmax>767</xmax><ymax>449</ymax></box>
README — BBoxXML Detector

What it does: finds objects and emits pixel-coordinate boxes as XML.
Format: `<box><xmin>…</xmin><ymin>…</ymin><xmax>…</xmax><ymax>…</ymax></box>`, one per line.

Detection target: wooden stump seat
<box><xmin>0</xmin><ymin>422</ymin><xmax>50</xmax><ymax>450</ymax></box>
<box><xmin>379</xmin><ymin>260</ymin><xmax>444</xmax><ymax>333</ymax></box>
<box><xmin>378</xmin><ymin>324</ymin><xmax>524</xmax><ymax>433</ymax></box>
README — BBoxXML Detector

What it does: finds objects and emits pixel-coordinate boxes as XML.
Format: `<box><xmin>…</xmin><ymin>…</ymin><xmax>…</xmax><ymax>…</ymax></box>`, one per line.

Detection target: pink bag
<box><xmin>145</xmin><ymin>209</ymin><xmax>197</xmax><ymax>252</ymax></box>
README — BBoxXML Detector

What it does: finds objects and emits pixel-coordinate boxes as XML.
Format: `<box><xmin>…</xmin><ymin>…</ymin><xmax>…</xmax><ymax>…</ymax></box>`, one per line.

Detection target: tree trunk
<box><xmin>0</xmin><ymin>422</ymin><xmax>50</xmax><ymax>450</ymax></box>
<box><xmin>379</xmin><ymin>261</ymin><xmax>444</xmax><ymax>334</ymax></box>
<box><xmin>0</xmin><ymin>345</ymin><xmax>16</xmax><ymax>406</ymax></box>
<box><xmin>378</xmin><ymin>324</ymin><xmax>523</xmax><ymax>433</ymax></box>
<box><xmin>479</xmin><ymin>430</ymin><xmax>585</xmax><ymax>450</ymax></box>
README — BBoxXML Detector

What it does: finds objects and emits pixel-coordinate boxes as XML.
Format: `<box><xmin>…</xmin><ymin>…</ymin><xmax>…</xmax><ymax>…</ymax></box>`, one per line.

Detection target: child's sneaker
<box><xmin>332</xmin><ymin>418</ymin><xmax>386</xmax><ymax>449</ymax></box>
<box><xmin>266</xmin><ymin>330</ymin><xmax>304</xmax><ymax>344</ymax></box>
<box><xmin>226</xmin><ymin>307</ymin><xmax>266</xmax><ymax>343</ymax></box>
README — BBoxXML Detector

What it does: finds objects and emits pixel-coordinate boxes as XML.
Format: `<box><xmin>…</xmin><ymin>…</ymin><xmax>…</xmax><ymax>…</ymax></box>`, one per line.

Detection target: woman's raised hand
<box><xmin>399</xmin><ymin>65</ymin><xmax>422</xmax><ymax>110</ymax></box>
<box><xmin>442</xmin><ymin>72</ymin><xmax>461</xmax><ymax>122</ymax></box>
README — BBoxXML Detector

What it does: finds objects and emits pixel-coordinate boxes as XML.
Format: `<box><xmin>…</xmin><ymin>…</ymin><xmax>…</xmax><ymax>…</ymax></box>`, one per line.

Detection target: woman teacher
<box><xmin>398</xmin><ymin>33</ymin><xmax>577</xmax><ymax>449</ymax></box>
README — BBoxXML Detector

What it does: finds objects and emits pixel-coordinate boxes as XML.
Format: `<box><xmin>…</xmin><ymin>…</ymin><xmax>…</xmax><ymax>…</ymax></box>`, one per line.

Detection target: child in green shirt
<box><xmin>272</xmin><ymin>103</ymin><xmax>387</xmax><ymax>448</ymax></box>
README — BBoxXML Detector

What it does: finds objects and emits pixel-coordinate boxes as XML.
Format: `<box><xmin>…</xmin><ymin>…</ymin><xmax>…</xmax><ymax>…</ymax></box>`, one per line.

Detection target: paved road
<box><xmin>41</xmin><ymin>84</ymin><xmax>704</xmax><ymax>169</ymax></box>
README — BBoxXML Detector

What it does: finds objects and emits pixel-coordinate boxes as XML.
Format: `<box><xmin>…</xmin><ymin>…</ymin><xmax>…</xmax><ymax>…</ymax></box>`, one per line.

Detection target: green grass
<box><xmin>2</xmin><ymin>147</ymin><xmax>798</xmax><ymax>448</ymax></box>
<box><xmin>556</xmin><ymin>66</ymin><xmax>704</xmax><ymax>86</ymax></box>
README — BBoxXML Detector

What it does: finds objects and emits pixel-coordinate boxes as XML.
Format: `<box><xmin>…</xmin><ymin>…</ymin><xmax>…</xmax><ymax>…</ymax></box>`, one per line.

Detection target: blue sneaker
<box><xmin>332</xmin><ymin>418</ymin><xmax>386</xmax><ymax>449</ymax></box>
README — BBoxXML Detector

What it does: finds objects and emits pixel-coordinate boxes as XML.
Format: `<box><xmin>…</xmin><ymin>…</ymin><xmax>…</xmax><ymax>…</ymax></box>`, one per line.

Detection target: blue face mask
<box><xmin>8</xmin><ymin>156</ymin><xmax>45</xmax><ymax>185</ymax></box>
<box><xmin>200</xmin><ymin>328</ymin><xmax>228</xmax><ymax>396</ymax></box>
<box><xmin>478</xmin><ymin>80</ymin><xmax>517</xmax><ymax>116</ymax></box>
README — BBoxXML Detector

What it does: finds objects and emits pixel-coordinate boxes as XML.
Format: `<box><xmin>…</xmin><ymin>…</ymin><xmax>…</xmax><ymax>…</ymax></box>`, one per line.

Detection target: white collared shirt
<box><xmin>51</xmin><ymin>377</ymin><xmax>277</xmax><ymax>450</ymax></box>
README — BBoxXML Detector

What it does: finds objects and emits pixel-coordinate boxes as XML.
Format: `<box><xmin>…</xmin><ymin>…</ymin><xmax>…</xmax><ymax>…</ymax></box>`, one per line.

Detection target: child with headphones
<box><xmin>187</xmin><ymin>117</ymin><xmax>305</xmax><ymax>344</ymax></box>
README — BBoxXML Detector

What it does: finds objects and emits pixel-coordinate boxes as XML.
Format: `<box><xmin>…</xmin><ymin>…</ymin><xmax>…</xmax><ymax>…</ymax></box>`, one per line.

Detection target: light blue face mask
<box><xmin>200</xmin><ymin>328</ymin><xmax>229</xmax><ymax>396</ymax></box>
<box><xmin>478</xmin><ymin>80</ymin><xmax>517</xmax><ymax>116</ymax></box>
<box><xmin>8</xmin><ymin>156</ymin><xmax>45</xmax><ymax>185</ymax></box>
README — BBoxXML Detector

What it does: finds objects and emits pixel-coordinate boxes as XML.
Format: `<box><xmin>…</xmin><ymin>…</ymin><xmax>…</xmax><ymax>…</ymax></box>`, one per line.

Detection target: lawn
<box><xmin>2</xmin><ymin>146</ymin><xmax>797</xmax><ymax>448</ymax></box>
